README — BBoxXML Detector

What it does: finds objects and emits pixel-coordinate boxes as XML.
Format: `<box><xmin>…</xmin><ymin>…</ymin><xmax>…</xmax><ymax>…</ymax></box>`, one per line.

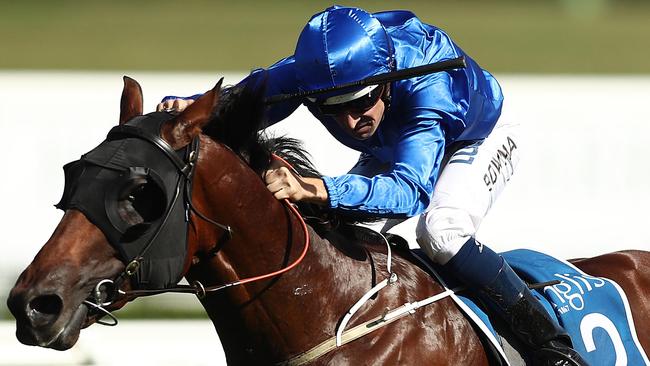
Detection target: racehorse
<box><xmin>7</xmin><ymin>76</ymin><xmax>650</xmax><ymax>365</ymax></box>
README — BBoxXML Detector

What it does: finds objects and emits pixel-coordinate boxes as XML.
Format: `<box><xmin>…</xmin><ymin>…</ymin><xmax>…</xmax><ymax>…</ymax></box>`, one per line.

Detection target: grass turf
<box><xmin>1</xmin><ymin>0</ymin><xmax>649</xmax><ymax>73</ymax></box>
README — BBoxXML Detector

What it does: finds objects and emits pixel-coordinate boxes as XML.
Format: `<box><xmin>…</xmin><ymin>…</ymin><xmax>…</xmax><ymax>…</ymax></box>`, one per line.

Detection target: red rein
<box><xmin>228</xmin><ymin>154</ymin><xmax>310</xmax><ymax>287</ymax></box>
<box><xmin>231</xmin><ymin>199</ymin><xmax>310</xmax><ymax>287</ymax></box>
<box><xmin>111</xmin><ymin>156</ymin><xmax>311</xmax><ymax>300</ymax></box>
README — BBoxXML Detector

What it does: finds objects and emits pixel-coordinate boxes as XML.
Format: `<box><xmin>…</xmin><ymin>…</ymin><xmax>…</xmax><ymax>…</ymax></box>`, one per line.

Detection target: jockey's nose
<box><xmin>335</xmin><ymin>110</ymin><xmax>362</xmax><ymax>132</ymax></box>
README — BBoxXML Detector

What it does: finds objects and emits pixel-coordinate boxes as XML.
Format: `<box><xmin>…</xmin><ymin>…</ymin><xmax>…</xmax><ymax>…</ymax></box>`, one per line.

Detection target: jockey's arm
<box><xmin>321</xmin><ymin>119</ymin><xmax>445</xmax><ymax>217</ymax></box>
<box><xmin>156</xmin><ymin>56</ymin><xmax>301</xmax><ymax>126</ymax></box>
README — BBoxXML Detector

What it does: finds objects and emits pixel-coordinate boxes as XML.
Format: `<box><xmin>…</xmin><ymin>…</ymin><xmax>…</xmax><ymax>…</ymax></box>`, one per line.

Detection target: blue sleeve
<box><xmin>322</xmin><ymin>114</ymin><xmax>445</xmax><ymax>218</ymax></box>
<box><xmin>160</xmin><ymin>56</ymin><xmax>303</xmax><ymax>128</ymax></box>
<box><xmin>321</xmin><ymin>58</ymin><xmax>465</xmax><ymax>217</ymax></box>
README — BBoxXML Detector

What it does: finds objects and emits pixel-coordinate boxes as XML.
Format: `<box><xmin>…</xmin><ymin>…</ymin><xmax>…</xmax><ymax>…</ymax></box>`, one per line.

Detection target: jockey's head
<box><xmin>294</xmin><ymin>6</ymin><xmax>394</xmax><ymax>140</ymax></box>
<box><xmin>294</xmin><ymin>6</ymin><xmax>394</xmax><ymax>92</ymax></box>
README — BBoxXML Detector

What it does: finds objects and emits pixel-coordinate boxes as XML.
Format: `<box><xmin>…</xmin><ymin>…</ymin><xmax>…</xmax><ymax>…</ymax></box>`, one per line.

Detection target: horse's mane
<box><xmin>202</xmin><ymin>73</ymin><xmax>378</xmax><ymax>226</ymax></box>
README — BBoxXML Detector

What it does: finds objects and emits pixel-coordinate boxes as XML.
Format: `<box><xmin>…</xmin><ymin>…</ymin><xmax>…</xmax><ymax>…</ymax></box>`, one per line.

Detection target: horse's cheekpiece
<box><xmin>56</xmin><ymin>112</ymin><xmax>195</xmax><ymax>291</ymax></box>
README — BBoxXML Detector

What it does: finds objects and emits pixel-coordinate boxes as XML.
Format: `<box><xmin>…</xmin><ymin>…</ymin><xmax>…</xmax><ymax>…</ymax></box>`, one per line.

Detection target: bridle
<box><xmin>85</xmin><ymin>118</ymin><xmax>310</xmax><ymax>326</ymax></box>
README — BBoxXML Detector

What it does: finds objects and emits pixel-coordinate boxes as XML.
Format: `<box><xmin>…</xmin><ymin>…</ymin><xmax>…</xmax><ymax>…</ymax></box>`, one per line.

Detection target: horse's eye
<box><xmin>116</xmin><ymin>179</ymin><xmax>166</xmax><ymax>227</ymax></box>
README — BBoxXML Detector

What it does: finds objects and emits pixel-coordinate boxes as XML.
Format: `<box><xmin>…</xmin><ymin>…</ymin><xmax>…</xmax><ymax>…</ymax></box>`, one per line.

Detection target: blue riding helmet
<box><xmin>294</xmin><ymin>6</ymin><xmax>394</xmax><ymax>99</ymax></box>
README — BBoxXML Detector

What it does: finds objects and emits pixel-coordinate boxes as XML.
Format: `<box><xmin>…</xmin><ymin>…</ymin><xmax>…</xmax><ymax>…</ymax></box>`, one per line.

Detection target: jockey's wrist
<box><xmin>300</xmin><ymin>177</ymin><xmax>329</xmax><ymax>204</ymax></box>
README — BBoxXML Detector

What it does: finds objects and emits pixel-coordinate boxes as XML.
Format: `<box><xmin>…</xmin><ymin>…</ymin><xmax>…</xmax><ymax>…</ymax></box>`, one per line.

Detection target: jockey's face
<box><xmin>332</xmin><ymin>95</ymin><xmax>385</xmax><ymax>141</ymax></box>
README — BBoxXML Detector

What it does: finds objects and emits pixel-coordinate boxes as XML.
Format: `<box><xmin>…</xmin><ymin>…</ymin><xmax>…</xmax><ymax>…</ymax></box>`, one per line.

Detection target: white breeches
<box><xmin>349</xmin><ymin>113</ymin><xmax>521</xmax><ymax>265</ymax></box>
<box><xmin>415</xmin><ymin>116</ymin><xmax>521</xmax><ymax>264</ymax></box>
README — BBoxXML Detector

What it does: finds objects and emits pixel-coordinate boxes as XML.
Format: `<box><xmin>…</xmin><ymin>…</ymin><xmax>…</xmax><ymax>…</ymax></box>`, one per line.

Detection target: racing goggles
<box><xmin>310</xmin><ymin>84</ymin><xmax>385</xmax><ymax>116</ymax></box>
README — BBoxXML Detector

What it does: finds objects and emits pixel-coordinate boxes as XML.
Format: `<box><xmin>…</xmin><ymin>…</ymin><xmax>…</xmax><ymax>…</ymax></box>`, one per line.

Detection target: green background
<box><xmin>2</xmin><ymin>0</ymin><xmax>649</xmax><ymax>73</ymax></box>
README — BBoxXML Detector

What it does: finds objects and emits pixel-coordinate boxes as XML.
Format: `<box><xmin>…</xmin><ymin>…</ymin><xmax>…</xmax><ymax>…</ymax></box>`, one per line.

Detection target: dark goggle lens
<box><xmin>317</xmin><ymin>85</ymin><xmax>384</xmax><ymax>116</ymax></box>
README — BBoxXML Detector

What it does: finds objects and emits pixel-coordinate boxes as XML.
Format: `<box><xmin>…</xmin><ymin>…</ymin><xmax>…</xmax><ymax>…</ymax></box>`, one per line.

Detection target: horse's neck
<box><xmin>185</xmin><ymin>137</ymin><xmax>387</xmax><ymax>361</ymax></box>
<box><xmin>184</xmin><ymin>138</ymin><xmax>485</xmax><ymax>363</ymax></box>
<box><xmin>188</xmin><ymin>136</ymin><xmax>295</xmax><ymax>267</ymax></box>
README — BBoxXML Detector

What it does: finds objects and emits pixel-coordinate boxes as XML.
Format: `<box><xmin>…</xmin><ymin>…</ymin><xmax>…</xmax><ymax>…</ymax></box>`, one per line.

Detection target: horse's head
<box><xmin>6</xmin><ymin>76</ymin><xmax>224</xmax><ymax>350</ymax></box>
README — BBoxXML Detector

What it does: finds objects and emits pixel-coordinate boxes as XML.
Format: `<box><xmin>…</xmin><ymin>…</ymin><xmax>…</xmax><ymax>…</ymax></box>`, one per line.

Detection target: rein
<box><xmin>120</xmin><ymin>200</ymin><xmax>309</xmax><ymax>299</ymax></box>
<box><xmin>84</xmin><ymin>121</ymin><xmax>452</xmax><ymax>364</ymax></box>
<box><xmin>86</xmin><ymin>123</ymin><xmax>310</xmax><ymax>323</ymax></box>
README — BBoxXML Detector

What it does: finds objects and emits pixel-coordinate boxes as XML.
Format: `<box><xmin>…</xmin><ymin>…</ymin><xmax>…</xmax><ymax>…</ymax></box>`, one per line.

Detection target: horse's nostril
<box><xmin>30</xmin><ymin>294</ymin><xmax>63</xmax><ymax>315</ymax></box>
<box><xmin>27</xmin><ymin>294</ymin><xmax>63</xmax><ymax>327</ymax></box>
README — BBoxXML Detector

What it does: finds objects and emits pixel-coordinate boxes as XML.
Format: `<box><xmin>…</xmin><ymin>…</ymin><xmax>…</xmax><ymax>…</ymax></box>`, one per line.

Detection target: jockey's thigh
<box><xmin>416</xmin><ymin>116</ymin><xmax>521</xmax><ymax>265</ymax></box>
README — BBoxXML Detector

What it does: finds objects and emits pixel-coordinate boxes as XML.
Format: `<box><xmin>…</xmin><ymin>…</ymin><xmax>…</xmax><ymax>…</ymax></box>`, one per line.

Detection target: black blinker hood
<box><xmin>56</xmin><ymin>112</ymin><xmax>194</xmax><ymax>290</ymax></box>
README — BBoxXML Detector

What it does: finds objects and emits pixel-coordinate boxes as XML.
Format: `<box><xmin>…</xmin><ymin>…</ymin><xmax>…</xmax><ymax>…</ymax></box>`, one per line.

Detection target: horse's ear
<box><xmin>119</xmin><ymin>76</ymin><xmax>143</xmax><ymax>125</ymax></box>
<box><xmin>164</xmin><ymin>78</ymin><xmax>223</xmax><ymax>150</ymax></box>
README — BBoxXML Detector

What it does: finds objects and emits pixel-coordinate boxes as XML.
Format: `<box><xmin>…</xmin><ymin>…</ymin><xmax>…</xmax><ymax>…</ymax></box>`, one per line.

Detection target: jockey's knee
<box><xmin>416</xmin><ymin>207</ymin><xmax>477</xmax><ymax>265</ymax></box>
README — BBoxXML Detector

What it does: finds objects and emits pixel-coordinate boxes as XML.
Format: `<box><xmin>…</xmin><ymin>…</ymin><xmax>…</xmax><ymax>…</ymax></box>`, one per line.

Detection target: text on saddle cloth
<box><xmin>503</xmin><ymin>249</ymin><xmax>649</xmax><ymax>366</ymax></box>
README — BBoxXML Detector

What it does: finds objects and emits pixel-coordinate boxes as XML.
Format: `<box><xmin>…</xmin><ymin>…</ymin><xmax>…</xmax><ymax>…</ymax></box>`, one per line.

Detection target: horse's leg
<box><xmin>570</xmin><ymin>250</ymin><xmax>650</xmax><ymax>352</ymax></box>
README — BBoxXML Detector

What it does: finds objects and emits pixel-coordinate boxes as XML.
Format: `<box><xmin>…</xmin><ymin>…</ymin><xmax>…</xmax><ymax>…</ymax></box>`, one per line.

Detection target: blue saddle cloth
<box><xmin>416</xmin><ymin>249</ymin><xmax>649</xmax><ymax>365</ymax></box>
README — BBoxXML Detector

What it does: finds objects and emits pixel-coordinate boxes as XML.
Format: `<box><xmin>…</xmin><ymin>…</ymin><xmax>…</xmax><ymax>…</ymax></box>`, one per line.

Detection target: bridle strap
<box><xmin>105</xmin><ymin>123</ymin><xmax>198</xmax><ymax>284</ymax></box>
<box><xmin>102</xmin><ymin>124</ymin><xmax>229</xmax><ymax>296</ymax></box>
<box><xmin>121</xmin><ymin>200</ymin><xmax>310</xmax><ymax>300</ymax></box>
<box><xmin>103</xmin><ymin>126</ymin><xmax>310</xmax><ymax>301</ymax></box>
<box><xmin>182</xmin><ymin>139</ymin><xmax>233</xmax><ymax>234</ymax></box>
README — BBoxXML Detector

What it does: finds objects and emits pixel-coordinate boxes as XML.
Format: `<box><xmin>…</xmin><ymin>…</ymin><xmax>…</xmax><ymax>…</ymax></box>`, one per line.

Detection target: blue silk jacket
<box><xmin>254</xmin><ymin>11</ymin><xmax>503</xmax><ymax>217</ymax></box>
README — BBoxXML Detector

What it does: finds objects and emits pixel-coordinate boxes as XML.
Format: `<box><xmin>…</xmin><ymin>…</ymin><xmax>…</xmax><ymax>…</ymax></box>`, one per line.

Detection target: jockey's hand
<box><xmin>264</xmin><ymin>159</ymin><xmax>328</xmax><ymax>204</ymax></box>
<box><xmin>156</xmin><ymin>98</ymin><xmax>194</xmax><ymax>113</ymax></box>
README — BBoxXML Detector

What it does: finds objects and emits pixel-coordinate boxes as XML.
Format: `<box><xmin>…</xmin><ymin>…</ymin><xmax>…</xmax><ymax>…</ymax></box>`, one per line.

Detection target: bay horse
<box><xmin>7</xmin><ymin>75</ymin><xmax>650</xmax><ymax>365</ymax></box>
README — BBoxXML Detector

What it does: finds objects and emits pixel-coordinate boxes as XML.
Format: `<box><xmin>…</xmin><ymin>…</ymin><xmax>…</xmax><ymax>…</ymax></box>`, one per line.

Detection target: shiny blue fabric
<box><xmin>250</xmin><ymin>8</ymin><xmax>504</xmax><ymax>217</ymax></box>
<box><xmin>294</xmin><ymin>6</ymin><xmax>394</xmax><ymax>96</ymax></box>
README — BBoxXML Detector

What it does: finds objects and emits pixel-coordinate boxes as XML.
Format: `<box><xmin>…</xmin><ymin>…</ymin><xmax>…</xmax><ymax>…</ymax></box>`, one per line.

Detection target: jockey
<box><xmin>159</xmin><ymin>6</ymin><xmax>587</xmax><ymax>365</ymax></box>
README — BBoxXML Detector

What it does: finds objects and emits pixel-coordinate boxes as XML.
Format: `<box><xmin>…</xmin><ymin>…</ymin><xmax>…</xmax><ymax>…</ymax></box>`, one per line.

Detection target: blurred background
<box><xmin>2</xmin><ymin>0</ymin><xmax>650</xmax><ymax>73</ymax></box>
<box><xmin>1</xmin><ymin>0</ymin><xmax>649</xmax><ymax>364</ymax></box>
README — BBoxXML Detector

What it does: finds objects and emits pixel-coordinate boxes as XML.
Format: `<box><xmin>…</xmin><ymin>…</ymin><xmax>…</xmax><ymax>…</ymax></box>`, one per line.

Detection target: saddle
<box><xmin>323</xmin><ymin>223</ymin><xmax>648</xmax><ymax>366</ymax></box>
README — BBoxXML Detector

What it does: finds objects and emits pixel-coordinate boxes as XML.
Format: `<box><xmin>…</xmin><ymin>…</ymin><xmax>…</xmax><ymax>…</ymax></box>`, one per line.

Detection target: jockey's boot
<box><xmin>480</xmin><ymin>260</ymin><xmax>589</xmax><ymax>366</ymax></box>
<box><xmin>442</xmin><ymin>238</ymin><xmax>588</xmax><ymax>366</ymax></box>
